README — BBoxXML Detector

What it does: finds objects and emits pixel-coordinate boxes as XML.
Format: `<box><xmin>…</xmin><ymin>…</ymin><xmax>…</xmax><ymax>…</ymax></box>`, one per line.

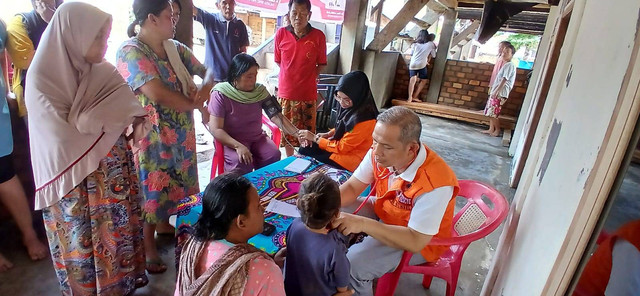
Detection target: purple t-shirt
<box><xmin>208</xmin><ymin>91</ymin><xmax>269</xmax><ymax>144</ymax></box>
<box><xmin>284</xmin><ymin>219</ymin><xmax>350</xmax><ymax>296</ymax></box>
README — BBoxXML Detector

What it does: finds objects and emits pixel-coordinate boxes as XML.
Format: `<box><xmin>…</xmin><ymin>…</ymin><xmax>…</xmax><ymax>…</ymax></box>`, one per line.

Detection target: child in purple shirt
<box><xmin>284</xmin><ymin>173</ymin><xmax>351</xmax><ymax>296</ymax></box>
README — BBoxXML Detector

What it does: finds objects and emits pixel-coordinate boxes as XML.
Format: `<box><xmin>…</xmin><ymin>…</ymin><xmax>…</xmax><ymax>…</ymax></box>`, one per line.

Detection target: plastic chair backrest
<box><xmin>430</xmin><ymin>180</ymin><xmax>509</xmax><ymax>246</ymax></box>
<box><xmin>261</xmin><ymin>114</ymin><xmax>281</xmax><ymax>146</ymax></box>
<box><xmin>210</xmin><ymin>114</ymin><xmax>281</xmax><ymax>179</ymax></box>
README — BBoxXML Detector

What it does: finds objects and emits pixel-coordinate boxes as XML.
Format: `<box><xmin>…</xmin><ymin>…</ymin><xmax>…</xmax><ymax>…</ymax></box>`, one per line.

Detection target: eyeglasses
<box><xmin>334</xmin><ymin>94</ymin><xmax>352</xmax><ymax>106</ymax></box>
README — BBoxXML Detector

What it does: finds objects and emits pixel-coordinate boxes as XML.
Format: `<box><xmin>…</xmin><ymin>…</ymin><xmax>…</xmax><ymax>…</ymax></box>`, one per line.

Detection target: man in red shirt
<box><xmin>275</xmin><ymin>0</ymin><xmax>327</xmax><ymax>156</ymax></box>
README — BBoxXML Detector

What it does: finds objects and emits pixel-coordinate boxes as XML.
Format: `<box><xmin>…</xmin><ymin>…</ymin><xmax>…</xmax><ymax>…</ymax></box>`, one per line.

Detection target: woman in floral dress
<box><xmin>116</xmin><ymin>0</ymin><xmax>213</xmax><ymax>273</ymax></box>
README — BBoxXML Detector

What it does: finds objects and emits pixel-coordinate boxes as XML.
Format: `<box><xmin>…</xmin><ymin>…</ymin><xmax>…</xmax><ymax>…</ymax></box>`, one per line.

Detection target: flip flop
<box><xmin>146</xmin><ymin>259</ymin><xmax>167</xmax><ymax>274</ymax></box>
<box><xmin>135</xmin><ymin>275</ymin><xmax>149</xmax><ymax>288</ymax></box>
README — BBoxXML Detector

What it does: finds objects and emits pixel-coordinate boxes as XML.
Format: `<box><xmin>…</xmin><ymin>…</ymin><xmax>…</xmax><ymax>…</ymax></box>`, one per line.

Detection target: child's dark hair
<box><xmin>297</xmin><ymin>173</ymin><xmax>341</xmax><ymax>230</ymax></box>
<box><xmin>504</xmin><ymin>44</ymin><xmax>516</xmax><ymax>56</ymax></box>
<box><xmin>415</xmin><ymin>29</ymin><xmax>430</xmax><ymax>44</ymax></box>
<box><xmin>127</xmin><ymin>0</ymin><xmax>171</xmax><ymax>37</ymax></box>
<box><xmin>193</xmin><ymin>173</ymin><xmax>254</xmax><ymax>241</ymax></box>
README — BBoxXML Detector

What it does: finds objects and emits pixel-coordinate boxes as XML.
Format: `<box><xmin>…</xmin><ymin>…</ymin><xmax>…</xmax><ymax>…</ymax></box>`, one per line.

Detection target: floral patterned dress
<box><xmin>42</xmin><ymin>136</ymin><xmax>147</xmax><ymax>296</ymax></box>
<box><xmin>116</xmin><ymin>38</ymin><xmax>205</xmax><ymax>224</ymax></box>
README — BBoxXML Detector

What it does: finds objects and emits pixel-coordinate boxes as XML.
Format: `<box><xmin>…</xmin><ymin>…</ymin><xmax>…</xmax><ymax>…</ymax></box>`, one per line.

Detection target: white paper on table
<box><xmin>265</xmin><ymin>200</ymin><xmax>301</xmax><ymax>217</ymax></box>
<box><xmin>326</xmin><ymin>168</ymin><xmax>340</xmax><ymax>181</ymax></box>
<box><xmin>284</xmin><ymin>158</ymin><xmax>311</xmax><ymax>174</ymax></box>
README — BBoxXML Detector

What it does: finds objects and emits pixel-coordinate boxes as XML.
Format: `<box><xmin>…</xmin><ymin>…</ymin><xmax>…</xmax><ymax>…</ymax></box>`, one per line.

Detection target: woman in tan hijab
<box><xmin>25</xmin><ymin>2</ymin><xmax>150</xmax><ymax>294</ymax></box>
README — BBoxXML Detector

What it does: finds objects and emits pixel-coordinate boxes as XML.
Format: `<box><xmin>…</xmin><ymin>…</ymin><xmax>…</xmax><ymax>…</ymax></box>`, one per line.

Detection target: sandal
<box><xmin>135</xmin><ymin>275</ymin><xmax>149</xmax><ymax>288</ymax></box>
<box><xmin>146</xmin><ymin>259</ymin><xmax>167</xmax><ymax>274</ymax></box>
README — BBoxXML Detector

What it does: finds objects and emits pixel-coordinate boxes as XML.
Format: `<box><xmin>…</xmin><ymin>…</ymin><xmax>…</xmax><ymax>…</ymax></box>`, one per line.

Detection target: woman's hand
<box><xmin>298</xmin><ymin>130</ymin><xmax>315</xmax><ymax>143</ymax></box>
<box><xmin>195</xmin><ymin>83</ymin><xmax>213</xmax><ymax>104</ymax></box>
<box><xmin>199</xmin><ymin>107</ymin><xmax>210</xmax><ymax>126</ymax></box>
<box><xmin>235</xmin><ymin>144</ymin><xmax>253</xmax><ymax>165</ymax></box>
<box><xmin>193</xmin><ymin>86</ymin><xmax>209</xmax><ymax>108</ymax></box>
<box><xmin>317</xmin><ymin>132</ymin><xmax>330</xmax><ymax>139</ymax></box>
<box><xmin>273</xmin><ymin>247</ymin><xmax>287</xmax><ymax>269</ymax></box>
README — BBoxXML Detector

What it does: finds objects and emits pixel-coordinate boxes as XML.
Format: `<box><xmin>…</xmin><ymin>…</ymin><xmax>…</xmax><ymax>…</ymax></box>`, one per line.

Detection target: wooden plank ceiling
<box><xmin>458</xmin><ymin>1</ymin><xmax>550</xmax><ymax>34</ymax></box>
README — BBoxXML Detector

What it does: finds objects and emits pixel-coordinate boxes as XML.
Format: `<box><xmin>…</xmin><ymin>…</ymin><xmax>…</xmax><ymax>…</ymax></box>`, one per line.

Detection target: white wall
<box><xmin>491</xmin><ymin>0</ymin><xmax>640</xmax><ymax>294</ymax></box>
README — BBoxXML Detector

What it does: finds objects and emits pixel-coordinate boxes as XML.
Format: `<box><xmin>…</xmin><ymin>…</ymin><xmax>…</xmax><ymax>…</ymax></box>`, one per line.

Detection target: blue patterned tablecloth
<box><xmin>176</xmin><ymin>156</ymin><xmax>351</xmax><ymax>255</ymax></box>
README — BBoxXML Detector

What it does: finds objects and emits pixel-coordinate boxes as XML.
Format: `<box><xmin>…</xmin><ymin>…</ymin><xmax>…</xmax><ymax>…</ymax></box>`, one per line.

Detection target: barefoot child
<box><xmin>284</xmin><ymin>173</ymin><xmax>350</xmax><ymax>296</ymax></box>
<box><xmin>483</xmin><ymin>43</ymin><xmax>517</xmax><ymax>137</ymax></box>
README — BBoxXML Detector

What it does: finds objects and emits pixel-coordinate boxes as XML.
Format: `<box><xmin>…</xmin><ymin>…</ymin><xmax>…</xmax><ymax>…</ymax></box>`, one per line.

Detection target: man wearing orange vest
<box><xmin>574</xmin><ymin>220</ymin><xmax>640</xmax><ymax>295</ymax></box>
<box><xmin>334</xmin><ymin>106</ymin><xmax>459</xmax><ymax>295</ymax></box>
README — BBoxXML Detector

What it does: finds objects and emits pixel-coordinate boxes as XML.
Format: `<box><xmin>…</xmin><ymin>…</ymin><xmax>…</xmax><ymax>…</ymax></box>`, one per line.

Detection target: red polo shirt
<box><xmin>274</xmin><ymin>25</ymin><xmax>327</xmax><ymax>101</ymax></box>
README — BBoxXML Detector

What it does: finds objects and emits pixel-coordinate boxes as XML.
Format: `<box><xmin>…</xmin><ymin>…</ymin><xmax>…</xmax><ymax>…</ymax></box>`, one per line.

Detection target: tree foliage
<box><xmin>506</xmin><ymin>33</ymin><xmax>540</xmax><ymax>51</ymax></box>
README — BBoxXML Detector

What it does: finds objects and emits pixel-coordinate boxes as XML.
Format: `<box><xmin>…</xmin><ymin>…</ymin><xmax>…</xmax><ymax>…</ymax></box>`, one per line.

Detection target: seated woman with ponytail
<box><xmin>208</xmin><ymin>53</ymin><xmax>299</xmax><ymax>174</ymax></box>
<box><xmin>175</xmin><ymin>173</ymin><xmax>285</xmax><ymax>296</ymax></box>
<box><xmin>297</xmin><ymin>71</ymin><xmax>379</xmax><ymax>172</ymax></box>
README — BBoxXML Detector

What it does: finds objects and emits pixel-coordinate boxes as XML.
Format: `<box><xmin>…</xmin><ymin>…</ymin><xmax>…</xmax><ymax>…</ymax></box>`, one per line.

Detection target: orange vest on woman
<box><xmin>372</xmin><ymin>144</ymin><xmax>459</xmax><ymax>262</ymax></box>
<box><xmin>317</xmin><ymin>119</ymin><xmax>376</xmax><ymax>172</ymax></box>
<box><xmin>575</xmin><ymin>220</ymin><xmax>640</xmax><ymax>295</ymax></box>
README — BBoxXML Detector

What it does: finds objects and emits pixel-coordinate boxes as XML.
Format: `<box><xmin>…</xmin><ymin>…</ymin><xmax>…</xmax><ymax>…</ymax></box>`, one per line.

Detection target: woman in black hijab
<box><xmin>298</xmin><ymin>71</ymin><xmax>379</xmax><ymax>171</ymax></box>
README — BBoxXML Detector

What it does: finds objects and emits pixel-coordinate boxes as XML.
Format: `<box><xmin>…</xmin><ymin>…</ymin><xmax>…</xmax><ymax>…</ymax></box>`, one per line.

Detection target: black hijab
<box><xmin>332</xmin><ymin>71</ymin><xmax>379</xmax><ymax>141</ymax></box>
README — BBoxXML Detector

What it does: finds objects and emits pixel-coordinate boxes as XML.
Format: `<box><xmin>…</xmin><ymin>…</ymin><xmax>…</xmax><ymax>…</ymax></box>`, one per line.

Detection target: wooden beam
<box><xmin>451</xmin><ymin>20</ymin><xmax>480</xmax><ymax>48</ymax></box>
<box><xmin>434</xmin><ymin>0</ymin><xmax>457</xmax><ymax>9</ymax></box>
<box><xmin>412</xmin><ymin>17</ymin><xmax>430</xmax><ymax>28</ymax></box>
<box><xmin>174</xmin><ymin>0</ymin><xmax>193</xmax><ymax>48</ymax></box>
<box><xmin>374</xmin><ymin>0</ymin><xmax>385</xmax><ymax>35</ymax></box>
<box><xmin>339</xmin><ymin>0</ymin><xmax>369</xmax><ymax>73</ymax></box>
<box><xmin>499</xmin><ymin>28</ymin><xmax>545</xmax><ymax>35</ymax></box>
<box><xmin>502</xmin><ymin>129</ymin><xmax>512</xmax><ymax>146</ymax></box>
<box><xmin>425</xmin><ymin>9</ymin><xmax>457</xmax><ymax>103</ymax></box>
<box><xmin>458</xmin><ymin>2</ymin><xmax>552</xmax><ymax>12</ymax></box>
<box><xmin>366</xmin><ymin>0</ymin><xmax>430</xmax><ymax>51</ymax></box>
<box><xmin>457</xmin><ymin>8</ymin><xmax>549</xmax><ymax>23</ymax></box>
<box><xmin>391</xmin><ymin>100</ymin><xmax>517</xmax><ymax>129</ymax></box>
<box><xmin>369</xmin><ymin>0</ymin><xmax>384</xmax><ymax>20</ymax></box>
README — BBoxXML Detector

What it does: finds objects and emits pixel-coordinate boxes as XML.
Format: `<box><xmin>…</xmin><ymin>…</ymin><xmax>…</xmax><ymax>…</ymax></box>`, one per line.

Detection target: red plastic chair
<box><xmin>210</xmin><ymin>114</ymin><xmax>282</xmax><ymax>179</ymax></box>
<box><xmin>375</xmin><ymin>180</ymin><xmax>509</xmax><ymax>296</ymax></box>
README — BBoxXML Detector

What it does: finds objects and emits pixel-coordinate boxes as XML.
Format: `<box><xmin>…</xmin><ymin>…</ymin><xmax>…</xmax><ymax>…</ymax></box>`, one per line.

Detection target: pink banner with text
<box><xmin>236</xmin><ymin>0</ymin><xmax>345</xmax><ymax>22</ymax></box>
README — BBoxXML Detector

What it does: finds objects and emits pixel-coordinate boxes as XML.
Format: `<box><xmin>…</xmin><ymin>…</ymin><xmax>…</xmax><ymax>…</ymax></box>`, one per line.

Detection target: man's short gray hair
<box><xmin>376</xmin><ymin>106</ymin><xmax>421</xmax><ymax>144</ymax></box>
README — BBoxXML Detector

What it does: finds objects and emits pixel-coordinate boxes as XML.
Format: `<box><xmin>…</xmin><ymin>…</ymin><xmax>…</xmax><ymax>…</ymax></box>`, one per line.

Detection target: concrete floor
<box><xmin>0</xmin><ymin>114</ymin><xmax>535</xmax><ymax>296</ymax></box>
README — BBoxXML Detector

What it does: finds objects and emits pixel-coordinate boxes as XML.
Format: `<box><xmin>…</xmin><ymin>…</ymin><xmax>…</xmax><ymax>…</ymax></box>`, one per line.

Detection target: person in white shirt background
<box><xmin>407</xmin><ymin>29</ymin><xmax>436</xmax><ymax>102</ymax></box>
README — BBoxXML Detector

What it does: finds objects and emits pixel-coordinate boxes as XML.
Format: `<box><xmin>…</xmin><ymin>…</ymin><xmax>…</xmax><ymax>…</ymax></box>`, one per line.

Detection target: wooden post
<box><xmin>374</xmin><ymin>0</ymin><xmax>385</xmax><ymax>35</ymax></box>
<box><xmin>425</xmin><ymin>9</ymin><xmax>456</xmax><ymax>103</ymax></box>
<box><xmin>262</xmin><ymin>18</ymin><xmax>267</xmax><ymax>43</ymax></box>
<box><xmin>338</xmin><ymin>0</ymin><xmax>368</xmax><ymax>74</ymax></box>
<box><xmin>174</xmin><ymin>0</ymin><xmax>193</xmax><ymax>48</ymax></box>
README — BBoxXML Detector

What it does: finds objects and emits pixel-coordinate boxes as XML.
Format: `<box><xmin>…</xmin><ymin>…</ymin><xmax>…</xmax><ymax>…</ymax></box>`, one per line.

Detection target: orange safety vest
<box><xmin>575</xmin><ymin>220</ymin><xmax>640</xmax><ymax>295</ymax></box>
<box><xmin>372</xmin><ymin>144</ymin><xmax>459</xmax><ymax>262</ymax></box>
